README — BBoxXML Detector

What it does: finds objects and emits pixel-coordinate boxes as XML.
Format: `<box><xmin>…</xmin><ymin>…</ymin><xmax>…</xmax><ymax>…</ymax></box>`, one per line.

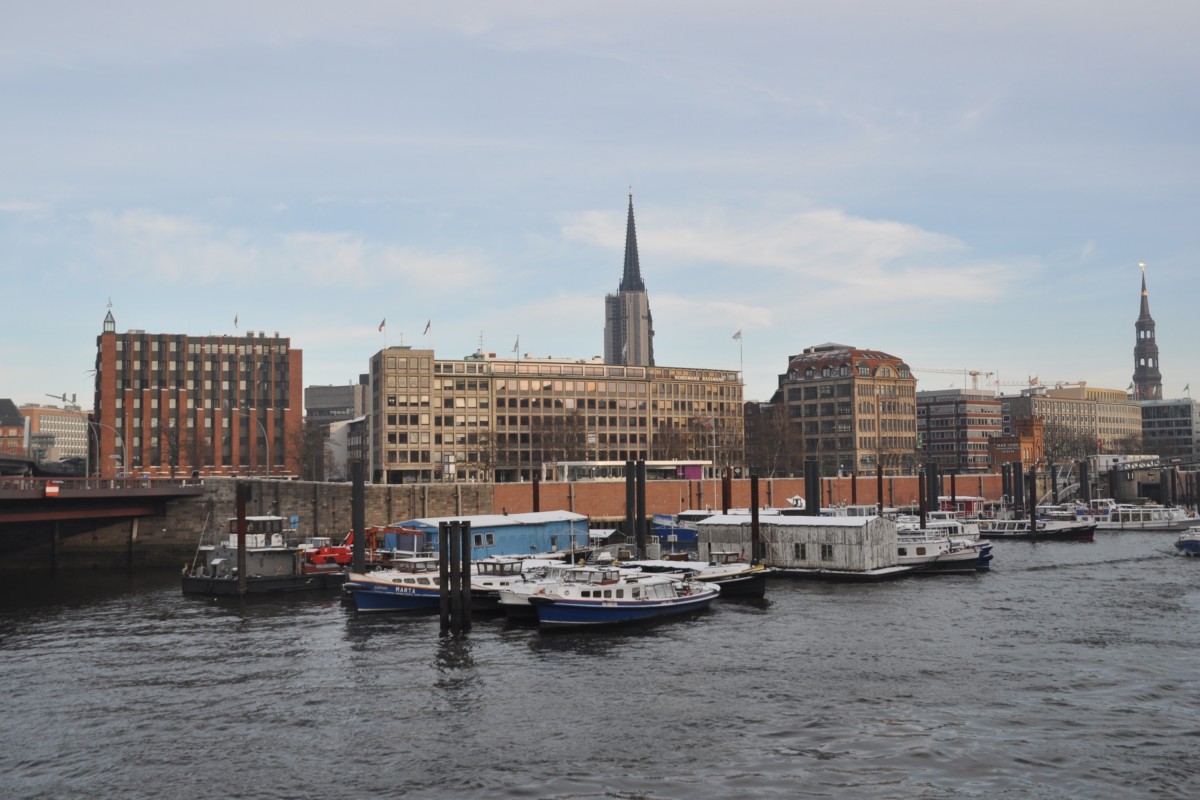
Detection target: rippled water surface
<box><xmin>3</xmin><ymin>532</ymin><xmax>1199</xmax><ymax>799</ymax></box>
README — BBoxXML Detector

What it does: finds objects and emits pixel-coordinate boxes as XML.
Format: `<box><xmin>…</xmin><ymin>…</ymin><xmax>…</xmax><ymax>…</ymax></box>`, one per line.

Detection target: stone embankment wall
<box><xmin>18</xmin><ymin>473</ymin><xmax>1004</xmax><ymax>570</ymax></box>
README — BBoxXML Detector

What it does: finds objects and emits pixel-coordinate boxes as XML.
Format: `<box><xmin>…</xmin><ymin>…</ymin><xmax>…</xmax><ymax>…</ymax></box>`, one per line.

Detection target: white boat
<box><xmin>894</xmin><ymin>523</ymin><xmax>992</xmax><ymax>574</ymax></box>
<box><xmin>498</xmin><ymin>559</ymin><xmax>645</xmax><ymax>619</ymax></box>
<box><xmin>527</xmin><ymin>566</ymin><xmax>720</xmax><ymax>629</ymax></box>
<box><xmin>1076</xmin><ymin>503</ymin><xmax>1193</xmax><ymax>532</ymax></box>
<box><xmin>471</xmin><ymin>556</ymin><xmax>562</xmax><ymax>612</ymax></box>
<box><xmin>1175</xmin><ymin>527</ymin><xmax>1200</xmax><ymax>556</ymax></box>
<box><xmin>977</xmin><ymin>518</ymin><xmax>1095</xmax><ymax>541</ymax></box>
<box><xmin>623</xmin><ymin>550</ymin><xmax>772</xmax><ymax>597</ymax></box>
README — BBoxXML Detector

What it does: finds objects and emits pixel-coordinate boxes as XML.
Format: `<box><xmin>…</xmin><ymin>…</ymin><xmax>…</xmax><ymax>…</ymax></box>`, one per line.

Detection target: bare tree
<box><xmin>745</xmin><ymin>403</ymin><xmax>802</xmax><ymax>478</ymax></box>
<box><xmin>165</xmin><ymin>423</ymin><xmax>183</xmax><ymax>478</ymax></box>
<box><xmin>1043</xmin><ymin>420</ymin><xmax>1099</xmax><ymax>463</ymax></box>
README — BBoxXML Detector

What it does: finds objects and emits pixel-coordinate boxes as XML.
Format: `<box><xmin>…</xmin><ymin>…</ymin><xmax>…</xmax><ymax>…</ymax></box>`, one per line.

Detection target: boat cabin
<box><xmin>225</xmin><ymin>515</ymin><xmax>289</xmax><ymax>548</ymax></box>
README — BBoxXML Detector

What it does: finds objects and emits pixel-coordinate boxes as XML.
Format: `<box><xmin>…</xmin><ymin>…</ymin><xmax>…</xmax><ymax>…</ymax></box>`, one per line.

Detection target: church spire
<box><xmin>619</xmin><ymin>189</ymin><xmax>645</xmax><ymax>292</ymax></box>
<box><xmin>1132</xmin><ymin>261</ymin><xmax>1163</xmax><ymax>401</ymax></box>
<box><xmin>1138</xmin><ymin>264</ymin><xmax>1152</xmax><ymax>321</ymax></box>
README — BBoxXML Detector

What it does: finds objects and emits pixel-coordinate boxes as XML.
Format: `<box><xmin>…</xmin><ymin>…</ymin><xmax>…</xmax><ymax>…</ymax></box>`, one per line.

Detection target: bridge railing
<box><xmin>0</xmin><ymin>476</ymin><xmax>205</xmax><ymax>497</ymax></box>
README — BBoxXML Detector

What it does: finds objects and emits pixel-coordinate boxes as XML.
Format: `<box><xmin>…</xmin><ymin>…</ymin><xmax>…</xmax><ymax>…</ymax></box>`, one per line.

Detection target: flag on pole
<box><xmin>732</xmin><ymin>329</ymin><xmax>742</xmax><ymax>341</ymax></box>
<box><xmin>1185</xmin><ymin>383</ymin><xmax>1191</xmax><ymax>392</ymax></box>
<box><xmin>423</xmin><ymin>319</ymin><xmax>431</xmax><ymax>335</ymax></box>
<box><xmin>234</xmin><ymin>314</ymin><xmax>238</xmax><ymax>329</ymax></box>
<box><xmin>378</xmin><ymin>318</ymin><xmax>386</xmax><ymax>332</ymax></box>
<box><xmin>512</xmin><ymin>336</ymin><xmax>519</xmax><ymax>354</ymax></box>
<box><xmin>1029</xmin><ymin>375</ymin><xmax>1039</xmax><ymax>386</ymax></box>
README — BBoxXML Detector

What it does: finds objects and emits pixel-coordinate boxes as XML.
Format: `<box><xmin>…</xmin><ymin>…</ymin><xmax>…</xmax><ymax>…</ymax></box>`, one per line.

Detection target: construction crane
<box><xmin>911</xmin><ymin>368</ymin><xmax>995</xmax><ymax>390</ymax></box>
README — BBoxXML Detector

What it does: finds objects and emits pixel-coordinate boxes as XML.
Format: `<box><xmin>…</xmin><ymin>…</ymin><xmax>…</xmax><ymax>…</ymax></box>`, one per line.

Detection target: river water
<box><xmin>2</xmin><ymin>531</ymin><xmax>1198</xmax><ymax>799</ymax></box>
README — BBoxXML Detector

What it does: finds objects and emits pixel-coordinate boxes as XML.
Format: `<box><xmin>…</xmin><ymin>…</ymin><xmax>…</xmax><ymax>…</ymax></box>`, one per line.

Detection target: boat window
<box><xmin>898</xmin><ymin>548</ymin><xmax>907</xmax><ymax>556</ymax></box>
<box><xmin>632</xmin><ymin>588</ymin><xmax>640</xmax><ymax>598</ymax></box>
<box><xmin>616</xmin><ymin>589</ymin><xmax>624</xmax><ymax>598</ymax></box>
<box><xmin>603</xmin><ymin>590</ymin><xmax>612</xmax><ymax>598</ymax></box>
<box><xmin>916</xmin><ymin>547</ymin><xmax>926</xmax><ymax>555</ymax></box>
<box><xmin>821</xmin><ymin>544</ymin><xmax>834</xmax><ymax>561</ymax></box>
<box><xmin>794</xmin><ymin>543</ymin><xmax>806</xmax><ymax>560</ymax></box>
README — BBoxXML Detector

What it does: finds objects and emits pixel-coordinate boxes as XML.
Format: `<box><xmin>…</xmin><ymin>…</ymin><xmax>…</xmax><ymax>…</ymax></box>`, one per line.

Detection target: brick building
<box><xmin>93</xmin><ymin>310</ymin><xmax>303</xmax><ymax>479</ymax></box>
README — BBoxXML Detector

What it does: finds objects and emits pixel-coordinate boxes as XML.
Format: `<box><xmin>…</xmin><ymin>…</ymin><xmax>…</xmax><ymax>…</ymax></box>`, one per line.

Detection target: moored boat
<box><xmin>625</xmin><ymin>550</ymin><xmax>772</xmax><ymax>598</ymax></box>
<box><xmin>977</xmin><ymin>518</ymin><xmax>1095</xmax><ymax>542</ymax></box>
<box><xmin>895</xmin><ymin>523</ymin><xmax>992</xmax><ymax>574</ymax></box>
<box><xmin>1174</xmin><ymin>527</ymin><xmax>1200</xmax><ymax>556</ymax></box>
<box><xmin>344</xmin><ymin>557</ymin><xmax>443</xmax><ymax>612</ymax></box>
<box><xmin>182</xmin><ymin>515</ymin><xmax>347</xmax><ymax>595</ymax></box>
<box><xmin>1077</xmin><ymin>503</ymin><xmax>1193</xmax><ymax>532</ymax></box>
<box><xmin>528</xmin><ymin>565</ymin><xmax>719</xmax><ymax>629</ymax></box>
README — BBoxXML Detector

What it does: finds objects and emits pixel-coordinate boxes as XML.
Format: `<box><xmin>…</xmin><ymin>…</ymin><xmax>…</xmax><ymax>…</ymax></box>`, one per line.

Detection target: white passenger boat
<box><xmin>977</xmin><ymin>518</ymin><xmax>1095</xmax><ymax>542</ymax></box>
<box><xmin>1076</xmin><ymin>503</ymin><xmax>1193</xmax><ymax>532</ymax></box>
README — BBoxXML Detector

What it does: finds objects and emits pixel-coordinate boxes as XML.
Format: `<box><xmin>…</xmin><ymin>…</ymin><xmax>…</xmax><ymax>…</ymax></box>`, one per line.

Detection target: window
<box><xmin>821</xmin><ymin>544</ymin><xmax>834</xmax><ymax>560</ymax></box>
<box><xmin>794</xmin><ymin>542</ymin><xmax>807</xmax><ymax>560</ymax></box>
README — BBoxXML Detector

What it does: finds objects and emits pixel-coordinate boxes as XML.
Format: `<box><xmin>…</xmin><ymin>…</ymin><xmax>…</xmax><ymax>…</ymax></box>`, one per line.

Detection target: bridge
<box><xmin>0</xmin><ymin>476</ymin><xmax>205</xmax><ymax>525</ymax></box>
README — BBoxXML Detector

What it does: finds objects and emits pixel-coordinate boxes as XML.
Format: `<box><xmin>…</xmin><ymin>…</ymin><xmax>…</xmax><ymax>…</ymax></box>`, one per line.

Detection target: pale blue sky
<box><xmin>3</xmin><ymin>1</ymin><xmax>1197</xmax><ymax>407</ymax></box>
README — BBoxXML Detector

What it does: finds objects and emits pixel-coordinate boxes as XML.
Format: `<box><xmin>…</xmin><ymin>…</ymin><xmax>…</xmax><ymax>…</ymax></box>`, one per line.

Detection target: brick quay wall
<box><xmin>12</xmin><ymin>473</ymin><xmax>1003</xmax><ymax>570</ymax></box>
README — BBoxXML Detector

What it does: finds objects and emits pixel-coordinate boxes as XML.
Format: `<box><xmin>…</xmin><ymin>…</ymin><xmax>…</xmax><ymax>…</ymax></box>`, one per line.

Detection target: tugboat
<box><xmin>182</xmin><ymin>514</ymin><xmax>347</xmax><ymax>595</ymax></box>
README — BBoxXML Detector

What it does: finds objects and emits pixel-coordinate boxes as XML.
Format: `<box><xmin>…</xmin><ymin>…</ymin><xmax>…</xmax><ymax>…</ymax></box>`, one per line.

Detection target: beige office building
<box><xmin>1001</xmin><ymin>384</ymin><xmax>1142</xmax><ymax>459</ymax></box>
<box><xmin>369</xmin><ymin>348</ymin><xmax>742</xmax><ymax>484</ymax></box>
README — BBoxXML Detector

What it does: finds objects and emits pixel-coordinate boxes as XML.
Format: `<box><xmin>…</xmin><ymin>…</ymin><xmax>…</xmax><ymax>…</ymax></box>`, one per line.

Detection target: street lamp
<box><xmin>237</xmin><ymin>408</ymin><xmax>270</xmax><ymax>477</ymax></box>
<box><xmin>90</xmin><ymin>419</ymin><xmax>127</xmax><ymax>480</ymax></box>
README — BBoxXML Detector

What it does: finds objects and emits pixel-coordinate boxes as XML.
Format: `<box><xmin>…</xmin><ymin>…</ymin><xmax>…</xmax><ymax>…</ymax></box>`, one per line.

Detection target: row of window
<box><xmin>793</xmin><ymin>542</ymin><xmax>835</xmax><ymax>560</ymax></box>
<box><xmin>114</xmin><ymin>340</ymin><xmax>287</xmax><ymax>355</ymax></box>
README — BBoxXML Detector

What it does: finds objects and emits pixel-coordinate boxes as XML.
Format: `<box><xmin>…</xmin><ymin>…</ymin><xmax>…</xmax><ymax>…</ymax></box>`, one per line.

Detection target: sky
<box><xmin>2</xmin><ymin>1</ymin><xmax>1198</xmax><ymax>409</ymax></box>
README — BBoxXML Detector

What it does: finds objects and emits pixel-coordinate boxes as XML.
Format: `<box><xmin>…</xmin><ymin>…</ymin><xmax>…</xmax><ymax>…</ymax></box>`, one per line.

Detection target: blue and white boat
<box><xmin>345</xmin><ymin>557</ymin><xmax>442</xmax><ymax>612</ymax></box>
<box><xmin>1174</xmin><ymin>527</ymin><xmax>1200</xmax><ymax>557</ymax></box>
<box><xmin>528</xmin><ymin>565</ymin><xmax>719</xmax><ymax>629</ymax></box>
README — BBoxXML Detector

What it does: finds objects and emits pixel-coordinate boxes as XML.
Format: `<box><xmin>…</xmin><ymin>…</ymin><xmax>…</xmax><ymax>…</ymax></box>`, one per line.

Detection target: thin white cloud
<box><xmin>0</xmin><ymin>201</ymin><xmax>50</xmax><ymax>214</ymax></box>
<box><xmin>562</xmin><ymin>203</ymin><xmax>1028</xmax><ymax>307</ymax></box>
<box><xmin>86</xmin><ymin>209</ymin><xmax>496</xmax><ymax>290</ymax></box>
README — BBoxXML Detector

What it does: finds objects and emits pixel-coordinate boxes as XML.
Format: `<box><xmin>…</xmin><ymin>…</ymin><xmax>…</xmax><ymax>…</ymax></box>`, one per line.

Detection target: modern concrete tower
<box><xmin>604</xmin><ymin>191</ymin><xmax>655</xmax><ymax>366</ymax></box>
<box><xmin>1132</xmin><ymin>262</ymin><xmax>1163</xmax><ymax>401</ymax></box>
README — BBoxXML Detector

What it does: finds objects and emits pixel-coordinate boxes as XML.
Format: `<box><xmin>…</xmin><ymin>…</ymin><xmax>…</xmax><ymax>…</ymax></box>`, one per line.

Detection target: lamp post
<box><xmin>90</xmin><ymin>419</ymin><xmax>127</xmax><ymax>480</ymax></box>
<box><xmin>237</xmin><ymin>409</ymin><xmax>270</xmax><ymax>477</ymax></box>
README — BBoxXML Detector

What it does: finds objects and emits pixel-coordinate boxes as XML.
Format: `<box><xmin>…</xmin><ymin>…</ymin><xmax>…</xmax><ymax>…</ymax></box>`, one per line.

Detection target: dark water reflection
<box><xmin>2</xmin><ymin>533</ymin><xmax>1199</xmax><ymax>799</ymax></box>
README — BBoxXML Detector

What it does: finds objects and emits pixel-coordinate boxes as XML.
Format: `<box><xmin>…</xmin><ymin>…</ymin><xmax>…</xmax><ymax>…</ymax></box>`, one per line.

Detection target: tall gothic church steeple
<box><xmin>1132</xmin><ymin>262</ymin><xmax>1163</xmax><ymax>401</ymax></box>
<box><xmin>604</xmin><ymin>190</ymin><xmax>655</xmax><ymax>366</ymax></box>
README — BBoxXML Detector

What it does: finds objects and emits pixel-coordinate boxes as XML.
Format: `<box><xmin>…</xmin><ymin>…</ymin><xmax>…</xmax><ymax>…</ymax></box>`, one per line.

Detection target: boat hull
<box><xmin>1175</xmin><ymin>533</ymin><xmax>1200</xmax><ymax>556</ymax></box>
<box><xmin>530</xmin><ymin>591</ymin><xmax>718</xmax><ymax>628</ymax></box>
<box><xmin>771</xmin><ymin>565</ymin><xmax>914</xmax><ymax>582</ymax></box>
<box><xmin>347</xmin><ymin>582</ymin><xmax>441</xmax><ymax>612</ymax></box>
<box><xmin>985</xmin><ymin>526</ymin><xmax>1095</xmax><ymax>542</ymax></box>
<box><xmin>181</xmin><ymin>571</ymin><xmax>346</xmax><ymax>595</ymax></box>
<box><xmin>703</xmin><ymin>568</ymin><xmax>771</xmax><ymax>597</ymax></box>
